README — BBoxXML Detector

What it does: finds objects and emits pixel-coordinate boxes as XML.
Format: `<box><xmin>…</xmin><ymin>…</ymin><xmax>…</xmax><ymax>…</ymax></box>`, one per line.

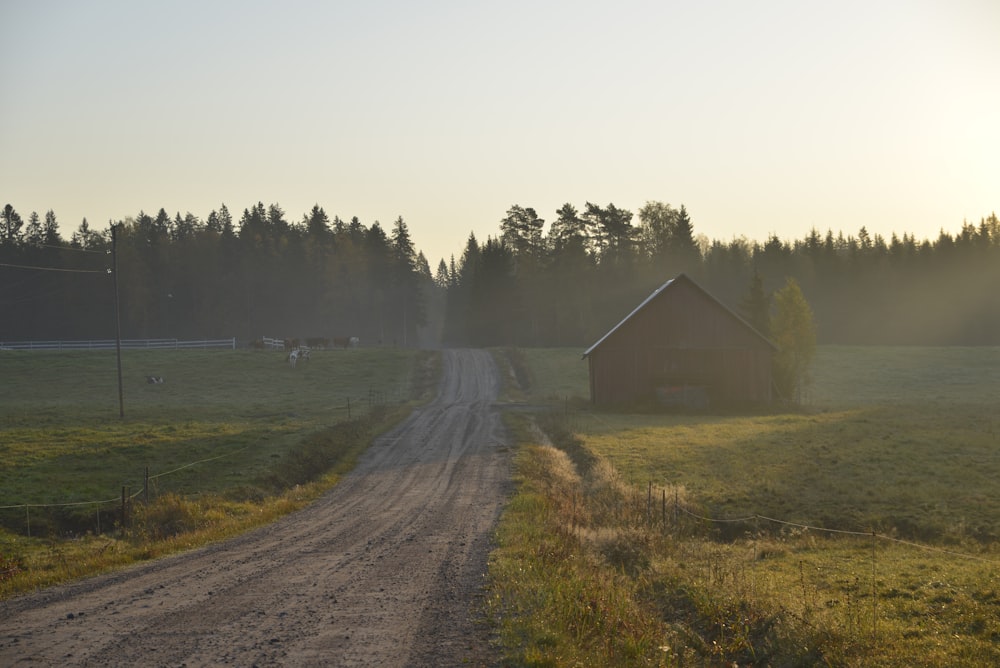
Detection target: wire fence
<box><xmin>0</xmin><ymin>386</ymin><xmax>406</xmax><ymax>538</ymax></box>
<box><xmin>622</xmin><ymin>482</ymin><xmax>1000</xmax><ymax>648</ymax></box>
<box><xmin>569</xmin><ymin>406</ymin><xmax>1000</xmax><ymax>560</ymax></box>
<box><xmin>635</xmin><ymin>487</ymin><xmax>998</xmax><ymax>564</ymax></box>
<box><xmin>544</xmin><ymin>405</ymin><xmax>1000</xmax><ymax>651</ymax></box>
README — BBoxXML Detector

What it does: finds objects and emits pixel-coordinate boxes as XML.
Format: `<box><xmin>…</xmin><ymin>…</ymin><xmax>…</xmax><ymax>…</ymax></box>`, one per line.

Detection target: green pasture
<box><xmin>0</xmin><ymin>348</ymin><xmax>426</xmax><ymax>515</ymax></box>
<box><xmin>496</xmin><ymin>345</ymin><xmax>1000</xmax><ymax>666</ymax></box>
<box><xmin>519</xmin><ymin>346</ymin><xmax>1000</xmax><ymax>543</ymax></box>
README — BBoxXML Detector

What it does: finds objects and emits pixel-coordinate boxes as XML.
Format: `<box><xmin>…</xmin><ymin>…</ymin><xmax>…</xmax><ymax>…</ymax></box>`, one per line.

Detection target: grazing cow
<box><xmin>287</xmin><ymin>347</ymin><xmax>311</xmax><ymax>367</ymax></box>
<box><xmin>146</xmin><ymin>375</ymin><xmax>164</xmax><ymax>384</ymax></box>
<box><xmin>333</xmin><ymin>336</ymin><xmax>359</xmax><ymax>349</ymax></box>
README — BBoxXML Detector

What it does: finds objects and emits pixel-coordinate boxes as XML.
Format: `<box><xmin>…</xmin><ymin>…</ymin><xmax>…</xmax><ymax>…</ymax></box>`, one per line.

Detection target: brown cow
<box><xmin>332</xmin><ymin>336</ymin><xmax>359</xmax><ymax>349</ymax></box>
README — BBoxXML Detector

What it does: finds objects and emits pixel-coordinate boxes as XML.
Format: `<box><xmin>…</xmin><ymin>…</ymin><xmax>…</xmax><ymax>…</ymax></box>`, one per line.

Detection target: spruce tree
<box><xmin>741</xmin><ymin>270</ymin><xmax>770</xmax><ymax>337</ymax></box>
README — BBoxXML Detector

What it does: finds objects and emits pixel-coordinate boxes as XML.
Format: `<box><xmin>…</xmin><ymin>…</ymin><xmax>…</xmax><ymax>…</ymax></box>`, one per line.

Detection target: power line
<box><xmin>63</xmin><ymin>245</ymin><xmax>108</xmax><ymax>254</ymax></box>
<box><xmin>29</xmin><ymin>243</ymin><xmax>108</xmax><ymax>254</ymax></box>
<box><xmin>0</xmin><ymin>262</ymin><xmax>108</xmax><ymax>274</ymax></box>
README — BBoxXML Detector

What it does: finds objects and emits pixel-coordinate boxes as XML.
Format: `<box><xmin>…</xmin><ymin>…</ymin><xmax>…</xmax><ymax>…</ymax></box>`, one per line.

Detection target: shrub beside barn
<box><xmin>583</xmin><ymin>274</ymin><xmax>776</xmax><ymax>409</ymax></box>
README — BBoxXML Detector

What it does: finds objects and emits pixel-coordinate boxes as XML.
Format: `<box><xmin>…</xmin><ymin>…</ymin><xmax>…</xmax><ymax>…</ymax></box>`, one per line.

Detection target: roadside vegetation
<box><xmin>489</xmin><ymin>346</ymin><xmax>1000</xmax><ymax>666</ymax></box>
<box><xmin>0</xmin><ymin>347</ymin><xmax>436</xmax><ymax>598</ymax></box>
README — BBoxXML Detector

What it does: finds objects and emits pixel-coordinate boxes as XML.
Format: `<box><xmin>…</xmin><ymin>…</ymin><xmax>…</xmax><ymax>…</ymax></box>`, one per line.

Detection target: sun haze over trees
<box><xmin>0</xmin><ymin>200</ymin><xmax>997</xmax><ymax>349</ymax></box>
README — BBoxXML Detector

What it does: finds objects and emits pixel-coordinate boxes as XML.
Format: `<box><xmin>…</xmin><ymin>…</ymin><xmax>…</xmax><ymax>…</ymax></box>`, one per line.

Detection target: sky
<box><xmin>2</xmin><ymin>0</ymin><xmax>998</xmax><ymax>267</ymax></box>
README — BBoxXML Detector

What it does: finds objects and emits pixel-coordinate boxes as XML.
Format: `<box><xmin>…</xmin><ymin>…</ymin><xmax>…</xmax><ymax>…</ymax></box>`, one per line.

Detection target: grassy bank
<box><xmin>0</xmin><ymin>347</ymin><xmax>435</xmax><ymax>598</ymax></box>
<box><xmin>490</xmin><ymin>346</ymin><xmax>1000</xmax><ymax>666</ymax></box>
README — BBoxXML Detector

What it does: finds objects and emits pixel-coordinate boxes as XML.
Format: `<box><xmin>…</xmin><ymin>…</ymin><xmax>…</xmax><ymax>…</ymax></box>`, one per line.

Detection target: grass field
<box><xmin>0</xmin><ymin>348</ymin><xmax>426</xmax><ymax>504</ymax></box>
<box><xmin>0</xmin><ymin>347</ymin><xmax>431</xmax><ymax>595</ymax></box>
<box><xmin>520</xmin><ymin>345</ymin><xmax>1000</xmax><ymax>540</ymax></box>
<box><xmin>491</xmin><ymin>345</ymin><xmax>1000</xmax><ymax>666</ymax></box>
<box><xmin>4</xmin><ymin>344</ymin><xmax>999</xmax><ymax>664</ymax></box>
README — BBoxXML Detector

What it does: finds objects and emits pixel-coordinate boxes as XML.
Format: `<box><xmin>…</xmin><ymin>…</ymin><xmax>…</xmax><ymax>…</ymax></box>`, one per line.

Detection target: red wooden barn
<box><xmin>583</xmin><ymin>273</ymin><xmax>776</xmax><ymax>408</ymax></box>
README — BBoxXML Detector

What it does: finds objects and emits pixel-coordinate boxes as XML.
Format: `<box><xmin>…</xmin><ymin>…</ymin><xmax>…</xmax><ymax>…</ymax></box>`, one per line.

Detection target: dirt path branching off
<box><xmin>0</xmin><ymin>349</ymin><xmax>510</xmax><ymax>667</ymax></box>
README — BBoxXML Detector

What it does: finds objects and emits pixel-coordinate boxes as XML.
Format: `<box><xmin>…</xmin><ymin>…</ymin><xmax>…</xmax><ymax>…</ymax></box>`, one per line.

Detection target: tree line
<box><xmin>2</xmin><ymin>200</ymin><xmax>998</xmax><ymax>347</ymax></box>
<box><xmin>440</xmin><ymin>202</ymin><xmax>1000</xmax><ymax>347</ymax></box>
<box><xmin>0</xmin><ymin>203</ymin><xmax>432</xmax><ymax>347</ymax></box>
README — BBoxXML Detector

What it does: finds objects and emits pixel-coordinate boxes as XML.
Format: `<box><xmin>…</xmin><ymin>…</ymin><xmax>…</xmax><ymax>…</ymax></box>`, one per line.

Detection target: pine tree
<box><xmin>500</xmin><ymin>204</ymin><xmax>544</xmax><ymax>258</ymax></box>
<box><xmin>549</xmin><ymin>203</ymin><xmax>588</xmax><ymax>253</ymax></box>
<box><xmin>672</xmin><ymin>204</ymin><xmax>700</xmax><ymax>270</ymax></box>
<box><xmin>23</xmin><ymin>211</ymin><xmax>43</xmax><ymax>247</ymax></box>
<box><xmin>434</xmin><ymin>259</ymin><xmax>450</xmax><ymax>288</ymax></box>
<box><xmin>1</xmin><ymin>204</ymin><xmax>24</xmax><ymax>245</ymax></box>
<box><xmin>304</xmin><ymin>204</ymin><xmax>331</xmax><ymax>240</ymax></box>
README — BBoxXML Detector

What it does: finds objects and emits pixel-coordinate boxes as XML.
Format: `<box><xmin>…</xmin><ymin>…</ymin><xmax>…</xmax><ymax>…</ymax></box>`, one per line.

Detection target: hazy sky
<box><xmin>2</xmin><ymin>0</ymin><xmax>997</xmax><ymax>266</ymax></box>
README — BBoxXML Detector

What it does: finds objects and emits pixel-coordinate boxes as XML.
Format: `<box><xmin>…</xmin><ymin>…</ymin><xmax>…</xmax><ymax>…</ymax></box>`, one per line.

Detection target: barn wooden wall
<box><xmin>587</xmin><ymin>278</ymin><xmax>773</xmax><ymax>407</ymax></box>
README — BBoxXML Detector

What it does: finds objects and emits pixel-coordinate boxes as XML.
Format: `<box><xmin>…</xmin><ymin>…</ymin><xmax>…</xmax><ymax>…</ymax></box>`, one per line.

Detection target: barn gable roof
<box><xmin>582</xmin><ymin>273</ymin><xmax>778</xmax><ymax>358</ymax></box>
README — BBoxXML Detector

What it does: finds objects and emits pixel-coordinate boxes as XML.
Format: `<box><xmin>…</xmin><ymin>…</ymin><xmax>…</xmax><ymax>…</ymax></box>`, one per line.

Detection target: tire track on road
<box><xmin>0</xmin><ymin>349</ymin><xmax>510</xmax><ymax>667</ymax></box>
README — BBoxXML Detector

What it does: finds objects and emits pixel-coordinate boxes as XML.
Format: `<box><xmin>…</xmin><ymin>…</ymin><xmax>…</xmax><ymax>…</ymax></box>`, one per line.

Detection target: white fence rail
<box><xmin>0</xmin><ymin>338</ymin><xmax>237</xmax><ymax>351</ymax></box>
<box><xmin>260</xmin><ymin>336</ymin><xmax>287</xmax><ymax>350</ymax></box>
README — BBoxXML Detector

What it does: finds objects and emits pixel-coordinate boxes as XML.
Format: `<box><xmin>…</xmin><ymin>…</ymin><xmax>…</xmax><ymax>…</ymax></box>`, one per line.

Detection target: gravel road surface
<box><xmin>0</xmin><ymin>348</ymin><xmax>510</xmax><ymax>667</ymax></box>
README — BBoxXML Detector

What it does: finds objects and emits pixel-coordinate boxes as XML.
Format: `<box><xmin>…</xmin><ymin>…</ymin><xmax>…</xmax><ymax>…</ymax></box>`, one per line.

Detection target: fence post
<box><xmin>144</xmin><ymin>467</ymin><xmax>149</xmax><ymax>505</ymax></box>
<box><xmin>25</xmin><ymin>505</ymin><xmax>30</xmax><ymax>538</ymax></box>
<box><xmin>872</xmin><ymin>530</ymin><xmax>878</xmax><ymax>646</ymax></box>
<box><xmin>347</xmin><ymin>397</ymin><xmax>351</xmax><ymax>420</ymax></box>
<box><xmin>572</xmin><ymin>492</ymin><xmax>576</xmax><ymax>538</ymax></box>
<box><xmin>647</xmin><ymin>481</ymin><xmax>652</xmax><ymax>524</ymax></box>
<box><xmin>121</xmin><ymin>486</ymin><xmax>127</xmax><ymax>531</ymax></box>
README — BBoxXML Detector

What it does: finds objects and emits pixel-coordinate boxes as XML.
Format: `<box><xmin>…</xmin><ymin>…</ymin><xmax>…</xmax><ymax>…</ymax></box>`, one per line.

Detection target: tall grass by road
<box><xmin>490</xmin><ymin>346</ymin><xmax>1000</xmax><ymax>666</ymax></box>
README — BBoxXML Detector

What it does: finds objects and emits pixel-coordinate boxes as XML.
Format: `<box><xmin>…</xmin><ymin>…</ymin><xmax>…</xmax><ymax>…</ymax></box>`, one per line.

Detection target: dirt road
<box><xmin>0</xmin><ymin>349</ymin><xmax>511</xmax><ymax>666</ymax></box>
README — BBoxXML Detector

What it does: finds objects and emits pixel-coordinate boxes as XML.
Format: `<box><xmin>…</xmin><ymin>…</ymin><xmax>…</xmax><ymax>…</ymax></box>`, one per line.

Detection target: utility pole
<box><xmin>111</xmin><ymin>223</ymin><xmax>124</xmax><ymax>419</ymax></box>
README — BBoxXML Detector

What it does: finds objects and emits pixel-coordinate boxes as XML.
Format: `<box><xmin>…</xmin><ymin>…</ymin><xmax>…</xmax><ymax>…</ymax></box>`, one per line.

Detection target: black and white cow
<box><xmin>287</xmin><ymin>347</ymin><xmax>311</xmax><ymax>367</ymax></box>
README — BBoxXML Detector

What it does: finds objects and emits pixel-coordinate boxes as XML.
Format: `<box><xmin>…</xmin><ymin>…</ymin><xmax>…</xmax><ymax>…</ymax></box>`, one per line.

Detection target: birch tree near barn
<box><xmin>770</xmin><ymin>277</ymin><xmax>816</xmax><ymax>403</ymax></box>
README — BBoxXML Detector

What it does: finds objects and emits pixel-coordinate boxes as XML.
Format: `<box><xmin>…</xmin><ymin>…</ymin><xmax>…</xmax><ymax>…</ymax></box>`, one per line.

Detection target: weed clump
<box><xmin>596</xmin><ymin>529</ymin><xmax>650</xmax><ymax>577</ymax></box>
<box><xmin>137</xmin><ymin>493</ymin><xmax>201</xmax><ymax>539</ymax></box>
<box><xmin>0</xmin><ymin>553</ymin><xmax>23</xmax><ymax>583</ymax></box>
